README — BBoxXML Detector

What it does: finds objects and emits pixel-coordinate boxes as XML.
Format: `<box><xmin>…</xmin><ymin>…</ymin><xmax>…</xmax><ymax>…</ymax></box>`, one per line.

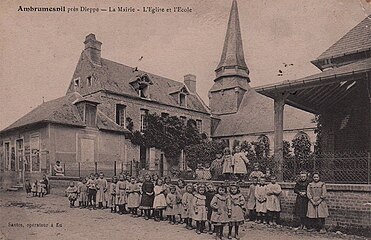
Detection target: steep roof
<box><xmin>90</xmin><ymin>57</ymin><xmax>209</xmax><ymax>113</ymax></box>
<box><xmin>317</xmin><ymin>16</ymin><xmax>371</xmax><ymax>60</ymax></box>
<box><xmin>212</xmin><ymin>89</ymin><xmax>315</xmax><ymax>137</ymax></box>
<box><xmin>1</xmin><ymin>93</ymin><xmax>84</xmax><ymax>133</ymax></box>
<box><xmin>1</xmin><ymin>92</ymin><xmax>130</xmax><ymax>134</ymax></box>
<box><xmin>215</xmin><ymin>0</ymin><xmax>249</xmax><ymax>79</ymax></box>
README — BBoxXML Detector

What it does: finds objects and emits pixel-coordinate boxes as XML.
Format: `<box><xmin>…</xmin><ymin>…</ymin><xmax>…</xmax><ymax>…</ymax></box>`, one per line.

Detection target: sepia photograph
<box><xmin>0</xmin><ymin>0</ymin><xmax>370</xmax><ymax>239</ymax></box>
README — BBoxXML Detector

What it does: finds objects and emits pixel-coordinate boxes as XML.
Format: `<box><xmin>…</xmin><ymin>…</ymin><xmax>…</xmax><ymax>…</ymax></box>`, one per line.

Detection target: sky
<box><xmin>0</xmin><ymin>0</ymin><xmax>370</xmax><ymax>130</ymax></box>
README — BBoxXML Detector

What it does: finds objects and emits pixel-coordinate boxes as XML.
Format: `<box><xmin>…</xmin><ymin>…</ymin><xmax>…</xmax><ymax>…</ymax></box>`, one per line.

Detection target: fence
<box><xmin>282</xmin><ymin>151</ymin><xmax>370</xmax><ymax>184</ymax></box>
<box><xmin>62</xmin><ymin>161</ymin><xmax>173</xmax><ymax>178</ymax></box>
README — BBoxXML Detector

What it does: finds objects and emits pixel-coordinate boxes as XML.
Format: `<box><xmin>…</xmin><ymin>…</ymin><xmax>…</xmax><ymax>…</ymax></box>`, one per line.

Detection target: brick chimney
<box><xmin>184</xmin><ymin>74</ymin><xmax>196</xmax><ymax>93</ymax></box>
<box><xmin>84</xmin><ymin>33</ymin><xmax>102</xmax><ymax>65</ymax></box>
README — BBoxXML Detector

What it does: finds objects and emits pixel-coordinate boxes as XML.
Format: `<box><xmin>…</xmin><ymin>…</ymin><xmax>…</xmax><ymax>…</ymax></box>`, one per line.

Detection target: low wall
<box><xmin>186</xmin><ymin>180</ymin><xmax>371</xmax><ymax>230</ymax></box>
<box><xmin>267</xmin><ymin>183</ymin><xmax>370</xmax><ymax>229</ymax></box>
<box><xmin>23</xmin><ymin>178</ymin><xmax>371</xmax><ymax>231</ymax></box>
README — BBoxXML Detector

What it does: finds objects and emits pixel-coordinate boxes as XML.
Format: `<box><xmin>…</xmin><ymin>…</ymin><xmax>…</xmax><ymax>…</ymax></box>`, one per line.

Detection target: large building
<box><xmin>0</xmin><ymin>0</ymin><xmax>317</xmax><ymax>187</ymax></box>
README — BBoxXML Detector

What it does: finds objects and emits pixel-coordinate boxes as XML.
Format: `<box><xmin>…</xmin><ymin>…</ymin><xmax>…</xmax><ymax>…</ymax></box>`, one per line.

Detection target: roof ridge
<box><xmin>101</xmin><ymin>58</ymin><xmax>184</xmax><ymax>86</ymax></box>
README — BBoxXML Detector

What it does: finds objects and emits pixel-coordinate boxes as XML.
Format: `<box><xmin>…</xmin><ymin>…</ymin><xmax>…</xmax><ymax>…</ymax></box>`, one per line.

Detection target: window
<box><xmin>140</xmin><ymin>109</ymin><xmax>148</xmax><ymax>131</ymax></box>
<box><xmin>130</xmin><ymin>74</ymin><xmax>153</xmax><ymax>99</ymax></box>
<box><xmin>16</xmin><ymin>139</ymin><xmax>24</xmax><ymax>171</ymax></box>
<box><xmin>4</xmin><ymin>142</ymin><xmax>10</xmax><ymax>171</ymax></box>
<box><xmin>115</xmin><ymin>104</ymin><xmax>126</xmax><ymax>127</ymax></box>
<box><xmin>179</xmin><ymin>93</ymin><xmax>186</xmax><ymax>107</ymax></box>
<box><xmin>73</xmin><ymin>77</ymin><xmax>80</xmax><ymax>90</ymax></box>
<box><xmin>196</xmin><ymin>119</ymin><xmax>202</xmax><ymax>132</ymax></box>
<box><xmin>87</xmin><ymin>76</ymin><xmax>93</xmax><ymax>87</ymax></box>
<box><xmin>85</xmin><ymin>104</ymin><xmax>97</xmax><ymax>127</ymax></box>
<box><xmin>30</xmin><ymin>135</ymin><xmax>40</xmax><ymax>172</ymax></box>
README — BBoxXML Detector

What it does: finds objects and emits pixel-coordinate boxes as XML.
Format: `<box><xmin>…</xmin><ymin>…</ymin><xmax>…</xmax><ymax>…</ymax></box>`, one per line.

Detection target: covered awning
<box><xmin>255</xmin><ymin>57</ymin><xmax>371</xmax><ymax>114</ymax></box>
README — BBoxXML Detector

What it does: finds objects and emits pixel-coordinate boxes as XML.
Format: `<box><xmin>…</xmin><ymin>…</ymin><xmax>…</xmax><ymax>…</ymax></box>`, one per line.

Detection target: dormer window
<box><xmin>73</xmin><ymin>77</ymin><xmax>81</xmax><ymax>91</ymax></box>
<box><xmin>87</xmin><ymin>76</ymin><xmax>93</xmax><ymax>87</ymax></box>
<box><xmin>130</xmin><ymin>74</ymin><xmax>153</xmax><ymax>99</ymax></box>
<box><xmin>85</xmin><ymin>103</ymin><xmax>97</xmax><ymax>127</ymax></box>
<box><xmin>179</xmin><ymin>93</ymin><xmax>186</xmax><ymax>107</ymax></box>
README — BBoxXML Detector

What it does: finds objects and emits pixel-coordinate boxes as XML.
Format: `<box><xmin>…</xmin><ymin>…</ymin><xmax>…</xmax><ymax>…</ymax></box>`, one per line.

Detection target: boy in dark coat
<box><xmin>294</xmin><ymin>171</ymin><xmax>310</xmax><ymax>229</ymax></box>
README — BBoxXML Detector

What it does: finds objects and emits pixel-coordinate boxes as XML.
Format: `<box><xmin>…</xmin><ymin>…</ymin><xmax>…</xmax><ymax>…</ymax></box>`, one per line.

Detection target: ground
<box><xmin>0</xmin><ymin>191</ymin><xmax>367</xmax><ymax>240</ymax></box>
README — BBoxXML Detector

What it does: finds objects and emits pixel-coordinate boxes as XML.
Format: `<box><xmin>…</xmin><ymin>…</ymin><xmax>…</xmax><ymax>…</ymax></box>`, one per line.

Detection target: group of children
<box><xmin>25</xmin><ymin>175</ymin><xmax>49</xmax><ymax>197</ymax></box>
<box><xmin>64</xmin><ymin>170</ymin><xmax>329</xmax><ymax>238</ymax></box>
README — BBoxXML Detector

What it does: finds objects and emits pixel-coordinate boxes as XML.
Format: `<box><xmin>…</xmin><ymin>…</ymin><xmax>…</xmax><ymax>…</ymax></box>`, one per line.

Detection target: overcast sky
<box><xmin>1</xmin><ymin>0</ymin><xmax>370</xmax><ymax>130</ymax></box>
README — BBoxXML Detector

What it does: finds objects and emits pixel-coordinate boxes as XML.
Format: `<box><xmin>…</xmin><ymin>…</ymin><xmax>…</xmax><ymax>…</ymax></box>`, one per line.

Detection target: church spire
<box><xmin>215</xmin><ymin>0</ymin><xmax>249</xmax><ymax>81</ymax></box>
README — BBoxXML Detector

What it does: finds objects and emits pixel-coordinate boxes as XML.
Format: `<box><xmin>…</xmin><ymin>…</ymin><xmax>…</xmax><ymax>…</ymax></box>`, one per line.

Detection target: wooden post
<box><xmin>78</xmin><ymin>162</ymin><xmax>81</xmax><ymax>178</ymax></box>
<box><xmin>274</xmin><ymin>93</ymin><xmax>287</xmax><ymax>181</ymax></box>
<box><xmin>114</xmin><ymin>161</ymin><xmax>117</xmax><ymax>176</ymax></box>
<box><xmin>94</xmin><ymin>162</ymin><xmax>97</xmax><ymax>174</ymax></box>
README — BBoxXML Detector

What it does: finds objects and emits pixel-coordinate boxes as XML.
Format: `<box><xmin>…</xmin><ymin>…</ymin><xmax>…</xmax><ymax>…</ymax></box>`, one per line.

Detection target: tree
<box><xmin>292</xmin><ymin>133</ymin><xmax>312</xmax><ymax>170</ymax></box>
<box><xmin>184</xmin><ymin>140</ymin><xmax>226</xmax><ymax>170</ymax></box>
<box><xmin>130</xmin><ymin>113</ymin><xmax>203</xmax><ymax>165</ymax></box>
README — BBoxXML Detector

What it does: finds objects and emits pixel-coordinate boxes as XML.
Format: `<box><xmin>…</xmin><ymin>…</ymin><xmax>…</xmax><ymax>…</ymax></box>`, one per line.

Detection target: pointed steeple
<box><xmin>215</xmin><ymin>0</ymin><xmax>249</xmax><ymax>81</ymax></box>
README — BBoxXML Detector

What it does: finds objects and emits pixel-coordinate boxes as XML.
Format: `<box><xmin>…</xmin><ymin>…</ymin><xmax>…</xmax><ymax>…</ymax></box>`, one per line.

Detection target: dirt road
<box><xmin>0</xmin><ymin>191</ymin><xmax>366</xmax><ymax>240</ymax></box>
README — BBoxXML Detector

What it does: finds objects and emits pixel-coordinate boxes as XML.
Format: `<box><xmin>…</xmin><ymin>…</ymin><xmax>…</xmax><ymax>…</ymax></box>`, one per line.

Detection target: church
<box><xmin>0</xmin><ymin>0</ymin><xmax>316</xmax><ymax>187</ymax></box>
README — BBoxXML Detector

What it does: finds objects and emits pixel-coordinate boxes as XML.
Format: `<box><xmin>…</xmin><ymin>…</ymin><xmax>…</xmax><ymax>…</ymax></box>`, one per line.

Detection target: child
<box><xmin>137</xmin><ymin>175</ymin><xmax>144</xmax><ymax>217</ymax></box>
<box><xmin>166</xmin><ymin>185</ymin><xmax>178</xmax><ymax>224</ymax></box>
<box><xmin>182</xmin><ymin>184</ymin><xmax>194</xmax><ymax>229</ymax></box>
<box><xmin>87</xmin><ymin>174</ymin><xmax>97</xmax><ymax>209</ymax></box>
<box><xmin>127</xmin><ymin>177</ymin><xmax>141</xmax><ymax>217</ymax></box>
<box><xmin>176</xmin><ymin>179</ymin><xmax>186</xmax><ymax>223</ymax></box>
<box><xmin>39</xmin><ymin>179</ymin><xmax>47</xmax><ymax>197</ymax></box>
<box><xmin>307</xmin><ymin>172</ymin><xmax>329</xmax><ymax>233</ymax></box>
<box><xmin>211</xmin><ymin>185</ymin><xmax>230</xmax><ymax>240</ymax></box>
<box><xmin>116</xmin><ymin>174</ymin><xmax>127</xmax><ymax>214</ymax></box>
<box><xmin>247</xmin><ymin>177</ymin><xmax>258</xmax><ymax>221</ymax></box>
<box><xmin>255</xmin><ymin>177</ymin><xmax>268</xmax><ymax>224</ymax></box>
<box><xmin>66</xmin><ymin>181</ymin><xmax>78</xmax><ymax>207</ymax></box>
<box><xmin>153</xmin><ymin>179</ymin><xmax>167</xmax><ymax>221</ymax></box>
<box><xmin>31</xmin><ymin>180</ymin><xmax>38</xmax><ymax>197</ymax></box>
<box><xmin>96</xmin><ymin>172</ymin><xmax>107</xmax><ymax>209</ymax></box>
<box><xmin>195</xmin><ymin>163</ymin><xmax>205</xmax><ymax>180</ymax></box>
<box><xmin>77</xmin><ymin>177</ymin><xmax>88</xmax><ymax>208</ymax></box>
<box><xmin>205</xmin><ymin>183</ymin><xmax>216</xmax><ymax>234</ymax></box>
<box><xmin>192</xmin><ymin>184</ymin><xmax>207</xmax><ymax>234</ymax></box>
<box><xmin>294</xmin><ymin>171</ymin><xmax>310</xmax><ymax>229</ymax></box>
<box><xmin>140</xmin><ymin>174</ymin><xmax>154</xmax><ymax>220</ymax></box>
<box><xmin>227</xmin><ymin>183</ymin><xmax>246</xmax><ymax>239</ymax></box>
<box><xmin>232</xmin><ymin>145</ymin><xmax>249</xmax><ymax>180</ymax></box>
<box><xmin>222</xmin><ymin>147</ymin><xmax>233</xmax><ymax>180</ymax></box>
<box><xmin>266</xmin><ymin>176</ymin><xmax>282</xmax><ymax>226</ymax></box>
<box><xmin>24</xmin><ymin>179</ymin><xmax>32</xmax><ymax>197</ymax></box>
<box><xmin>249</xmin><ymin>163</ymin><xmax>264</xmax><ymax>181</ymax></box>
<box><xmin>109</xmin><ymin>176</ymin><xmax>118</xmax><ymax>212</ymax></box>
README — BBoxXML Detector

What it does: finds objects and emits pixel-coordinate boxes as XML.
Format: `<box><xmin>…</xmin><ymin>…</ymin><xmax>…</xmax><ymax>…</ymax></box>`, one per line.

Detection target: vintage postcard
<box><xmin>0</xmin><ymin>0</ymin><xmax>370</xmax><ymax>239</ymax></box>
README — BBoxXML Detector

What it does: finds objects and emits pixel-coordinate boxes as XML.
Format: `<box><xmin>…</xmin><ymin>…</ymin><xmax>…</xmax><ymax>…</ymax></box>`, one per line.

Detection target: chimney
<box><xmin>84</xmin><ymin>33</ymin><xmax>102</xmax><ymax>65</ymax></box>
<box><xmin>184</xmin><ymin>74</ymin><xmax>196</xmax><ymax>93</ymax></box>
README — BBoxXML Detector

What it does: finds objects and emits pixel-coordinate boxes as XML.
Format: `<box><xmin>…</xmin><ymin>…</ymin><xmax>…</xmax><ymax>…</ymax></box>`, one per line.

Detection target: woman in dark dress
<box><xmin>140</xmin><ymin>174</ymin><xmax>155</xmax><ymax>220</ymax></box>
<box><xmin>294</xmin><ymin>171</ymin><xmax>310</xmax><ymax>229</ymax></box>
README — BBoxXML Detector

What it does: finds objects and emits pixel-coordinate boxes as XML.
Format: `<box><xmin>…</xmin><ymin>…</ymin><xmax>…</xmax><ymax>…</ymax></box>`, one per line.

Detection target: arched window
<box><xmin>294</xmin><ymin>131</ymin><xmax>310</xmax><ymax>142</ymax></box>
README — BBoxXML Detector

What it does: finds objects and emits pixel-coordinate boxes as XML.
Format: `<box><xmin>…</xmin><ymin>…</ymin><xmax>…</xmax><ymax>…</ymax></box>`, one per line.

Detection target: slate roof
<box><xmin>88</xmin><ymin>57</ymin><xmax>209</xmax><ymax>113</ymax></box>
<box><xmin>317</xmin><ymin>16</ymin><xmax>371</xmax><ymax>60</ymax></box>
<box><xmin>212</xmin><ymin>89</ymin><xmax>315</xmax><ymax>137</ymax></box>
<box><xmin>1</xmin><ymin>92</ymin><xmax>130</xmax><ymax>134</ymax></box>
<box><xmin>216</xmin><ymin>0</ymin><xmax>248</xmax><ymax>71</ymax></box>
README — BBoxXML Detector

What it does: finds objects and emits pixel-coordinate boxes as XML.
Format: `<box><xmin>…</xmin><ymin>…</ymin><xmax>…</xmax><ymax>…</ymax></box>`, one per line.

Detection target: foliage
<box><xmin>292</xmin><ymin>133</ymin><xmax>313</xmax><ymax>172</ymax></box>
<box><xmin>283</xmin><ymin>140</ymin><xmax>292</xmax><ymax>159</ymax></box>
<box><xmin>184</xmin><ymin>140</ymin><xmax>226</xmax><ymax>170</ymax></box>
<box><xmin>314</xmin><ymin>114</ymin><xmax>322</xmax><ymax>154</ymax></box>
<box><xmin>130</xmin><ymin>113</ymin><xmax>203</xmax><ymax>165</ymax></box>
